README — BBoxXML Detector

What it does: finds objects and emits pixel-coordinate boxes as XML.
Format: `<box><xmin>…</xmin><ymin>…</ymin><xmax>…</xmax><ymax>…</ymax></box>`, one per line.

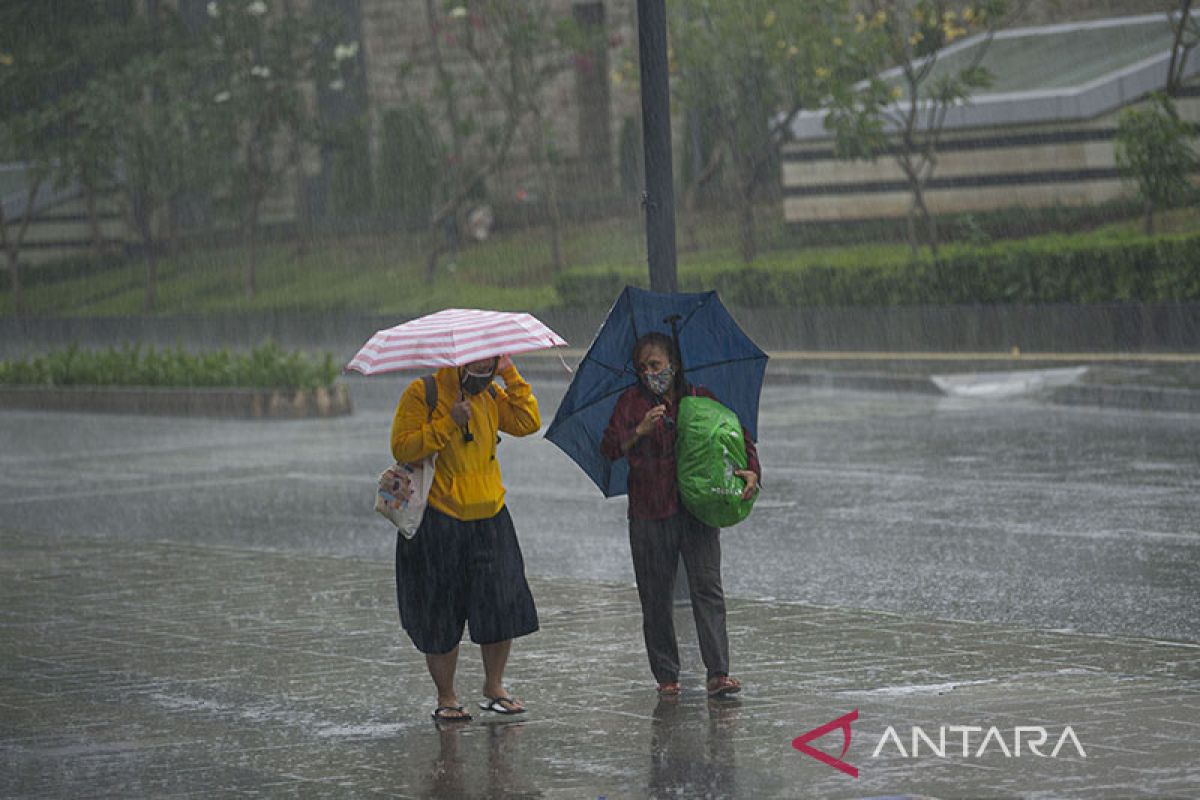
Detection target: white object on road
<box><xmin>931</xmin><ymin>366</ymin><xmax>1088</xmax><ymax>399</ymax></box>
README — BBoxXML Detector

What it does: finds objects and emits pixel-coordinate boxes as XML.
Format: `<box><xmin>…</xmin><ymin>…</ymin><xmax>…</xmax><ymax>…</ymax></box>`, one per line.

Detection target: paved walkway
<box><xmin>3</xmin><ymin>529</ymin><xmax>1198</xmax><ymax>799</ymax></box>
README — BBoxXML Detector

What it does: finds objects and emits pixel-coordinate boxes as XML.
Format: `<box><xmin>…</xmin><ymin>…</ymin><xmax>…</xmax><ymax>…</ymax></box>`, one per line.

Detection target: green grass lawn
<box><xmin>3</xmin><ymin>204</ymin><xmax>1199</xmax><ymax>317</ymax></box>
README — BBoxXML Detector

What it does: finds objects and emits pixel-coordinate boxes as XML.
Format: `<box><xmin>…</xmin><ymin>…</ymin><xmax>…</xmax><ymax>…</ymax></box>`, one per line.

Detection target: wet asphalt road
<box><xmin>1</xmin><ymin>376</ymin><xmax>1197</xmax><ymax>642</ymax></box>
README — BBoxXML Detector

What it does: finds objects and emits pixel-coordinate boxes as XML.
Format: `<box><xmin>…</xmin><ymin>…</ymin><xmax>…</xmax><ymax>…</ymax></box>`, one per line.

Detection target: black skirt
<box><xmin>395</xmin><ymin>505</ymin><xmax>539</xmax><ymax>654</ymax></box>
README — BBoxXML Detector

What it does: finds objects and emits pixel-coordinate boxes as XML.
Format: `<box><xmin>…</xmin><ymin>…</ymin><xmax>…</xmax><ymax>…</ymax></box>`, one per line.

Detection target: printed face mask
<box><xmin>461</xmin><ymin>367</ymin><xmax>495</xmax><ymax>395</ymax></box>
<box><xmin>642</xmin><ymin>364</ymin><xmax>674</xmax><ymax>396</ymax></box>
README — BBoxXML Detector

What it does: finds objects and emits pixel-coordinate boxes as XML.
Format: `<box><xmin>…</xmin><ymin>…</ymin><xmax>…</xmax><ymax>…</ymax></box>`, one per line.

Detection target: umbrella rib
<box><xmin>559</xmin><ymin>355</ymin><xmax>767</xmax><ymax>422</ymax></box>
<box><xmin>551</xmin><ymin>380</ymin><xmax>638</xmax><ymax>425</ymax></box>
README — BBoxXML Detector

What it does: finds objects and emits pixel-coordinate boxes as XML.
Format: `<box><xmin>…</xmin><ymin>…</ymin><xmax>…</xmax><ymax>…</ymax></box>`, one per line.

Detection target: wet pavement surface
<box><xmin>2</xmin><ymin>368</ymin><xmax>1199</xmax><ymax>797</ymax></box>
<box><xmin>3</xmin><ymin>531</ymin><xmax>1198</xmax><ymax>798</ymax></box>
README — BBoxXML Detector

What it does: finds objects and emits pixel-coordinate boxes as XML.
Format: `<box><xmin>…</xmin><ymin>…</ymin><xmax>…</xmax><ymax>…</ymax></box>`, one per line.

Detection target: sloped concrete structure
<box><xmin>783</xmin><ymin>14</ymin><xmax>1200</xmax><ymax>222</ymax></box>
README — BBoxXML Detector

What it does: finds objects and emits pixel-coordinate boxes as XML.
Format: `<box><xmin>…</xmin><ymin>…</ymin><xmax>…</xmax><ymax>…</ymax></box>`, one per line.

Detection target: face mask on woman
<box><xmin>461</xmin><ymin>365</ymin><xmax>495</xmax><ymax>395</ymax></box>
<box><xmin>642</xmin><ymin>364</ymin><xmax>675</xmax><ymax>397</ymax></box>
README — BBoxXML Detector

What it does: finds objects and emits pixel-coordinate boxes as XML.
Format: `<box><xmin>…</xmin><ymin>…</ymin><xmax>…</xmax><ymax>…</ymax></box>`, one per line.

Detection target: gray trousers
<box><xmin>629</xmin><ymin>511</ymin><xmax>730</xmax><ymax>683</ymax></box>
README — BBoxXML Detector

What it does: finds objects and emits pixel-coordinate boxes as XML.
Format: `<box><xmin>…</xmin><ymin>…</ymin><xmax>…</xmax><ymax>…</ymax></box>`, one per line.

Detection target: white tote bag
<box><xmin>374</xmin><ymin>375</ymin><xmax>441</xmax><ymax>538</ymax></box>
<box><xmin>375</xmin><ymin>454</ymin><xmax>437</xmax><ymax>538</ymax></box>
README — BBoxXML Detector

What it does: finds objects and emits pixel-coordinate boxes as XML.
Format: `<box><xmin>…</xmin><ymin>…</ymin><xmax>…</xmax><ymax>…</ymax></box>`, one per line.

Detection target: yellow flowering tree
<box><xmin>669</xmin><ymin>0</ymin><xmax>856</xmax><ymax>263</ymax></box>
<box><xmin>826</xmin><ymin>0</ymin><xmax>1016</xmax><ymax>261</ymax></box>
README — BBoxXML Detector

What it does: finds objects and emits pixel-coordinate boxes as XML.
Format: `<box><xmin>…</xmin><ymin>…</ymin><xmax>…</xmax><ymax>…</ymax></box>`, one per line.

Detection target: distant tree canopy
<box><xmin>824</xmin><ymin>0</ymin><xmax>1014</xmax><ymax>261</ymax></box>
<box><xmin>0</xmin><ymin>0</ymin><xmax>354</xmax><ymax>312</ymax></box>
<box><xmin>405</xmin><ymin>0</ymin><xmax>579</xmax><ymax>281</ymax></box>
<box><xmin>0</xmin><ymin>0</ymin><xmax>143</xmax><ymax>313</ymax></box>
<box><xmin>668</xmin><ymin>0</ymin><xmax>856</xmax><ymax>264</ymax></box>
<box><xmin>1115</xmin><ymin>93</ymin><xmax>1198</xmax><ymax>236</ymax></box>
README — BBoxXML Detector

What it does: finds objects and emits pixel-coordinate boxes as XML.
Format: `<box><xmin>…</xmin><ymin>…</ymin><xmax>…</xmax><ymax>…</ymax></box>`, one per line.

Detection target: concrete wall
<box><xmin>783</xmin><ymin>91</ymin><xmax>1200</xmax><ymax>223</ymax></box>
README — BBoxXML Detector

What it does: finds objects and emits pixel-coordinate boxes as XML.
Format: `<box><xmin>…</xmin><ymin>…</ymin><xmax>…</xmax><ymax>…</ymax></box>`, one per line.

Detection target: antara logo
<box><xmin>872</xmin><ymin>725</ymin><xmax>1088</xmax><ymax>759</ymax></box>
<box><xmin>793</xmin><ymin>711</ymin><xmax>1088</xmax><ymax>778</ymax></box>
<box><xmin>792</xmin><ymin>709</ymin><xmax>860</xmax><ymax>777</ymax></box>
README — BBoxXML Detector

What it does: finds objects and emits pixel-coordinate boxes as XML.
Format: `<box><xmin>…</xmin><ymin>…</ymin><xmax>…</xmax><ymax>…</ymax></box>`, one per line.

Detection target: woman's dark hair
<box><xmin>632</xmin><ymin>332</ymin><xmax>685</xmax><ymax>396</ymax></box>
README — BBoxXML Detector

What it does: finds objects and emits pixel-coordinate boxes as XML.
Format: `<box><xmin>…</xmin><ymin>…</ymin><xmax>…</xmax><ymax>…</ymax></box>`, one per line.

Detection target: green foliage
<box><xmin>204</xmin><ymin>0</ymin><xmax>351</xmax><ymax>228</ymax></box>
<box><xmin>330</xmin><ymin>115</ymin><xmax>375</xmax><ymax>217</ymax></box>
<box><xmin>668</xmin><ymin>0</ymin><xmax>854</xmax><ymax>260</ymax></box>
<box><xmin>0</xmin><ymin>342</ymin><xmax>339</xmax><ymax>390</ymax></box>
<box><xmin>414</xmin><ymin>0</ymin><xmax>580</xmax><ymax>275</ymax></box>
<box><xmin>90</xmin><ymin>39</ymin><xmax>218</xmax><ymax>241</ymax></box>
<box><xmin>1114</xmin><ymin>93</ymin><xmax>1198</xmax><ymax>231</ymax></box>
<box><xmin>728</xmin><ymin>235</ymin><xmax>1200</xmax><ymax>306</ymax></box>
<box><xmin>6</xmin><ymin>198</ymin><xmax>1200</xmax><ymax>316</ymax></box>
<box><xmin>778</xmin><ymin>200</ymin><xmax>1143</xmax><ymax>248</ymax></box>
<box><xmin>378</xmin><ymin>106</ymin><xmax>440</xmax><ymax>223</ymax></box>
<box><xmin>555</xmin><ymin>270</ymin><xmax>645</xmax><ymax>307</ymax></box>
<box><xmin>825</xmin><ymin>1</ymin><xmax>1012</xmax><ymax>257</ymax></box>
<box><xmin>556</xmin><ymin>231</ymin><xmax>1200</xmax><ymax>307</ymax></box>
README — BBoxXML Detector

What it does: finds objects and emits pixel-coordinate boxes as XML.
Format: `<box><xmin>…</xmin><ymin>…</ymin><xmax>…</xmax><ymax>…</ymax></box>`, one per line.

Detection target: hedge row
<box><xmin>554</xmin><ymin>234</ymin><xmax>1200</xmax><ymax>307</ymax></box>
<box><xmin>0</xmin><ymin>341</ymin><xmax>340</xmax><ymax>390</ymax></box>
<box><xmin>775</xmin><ymin>199</ymin><xmax>1142</xmax><ymax>249</ymax></box>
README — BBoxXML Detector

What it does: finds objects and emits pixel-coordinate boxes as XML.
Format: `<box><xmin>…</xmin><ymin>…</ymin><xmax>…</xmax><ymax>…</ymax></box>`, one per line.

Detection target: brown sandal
<box><xmin>707</xmin><ymin>676</ymin><xmax>742</xmax><ymax>698</ymax></box>
<box><xmin>657</xmin><ymin>681</ymin><xmax>681</xmax><ymax>696</ymax></box>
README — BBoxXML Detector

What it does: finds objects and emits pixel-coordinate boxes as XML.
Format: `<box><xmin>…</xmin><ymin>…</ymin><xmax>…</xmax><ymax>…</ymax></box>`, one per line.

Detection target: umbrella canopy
<box><xmin>346</xmin><ymin>308</ymin><xmax>567</xmax><ymax>375</ymax></box>
<box><xmin>545</xmin><ymin>286</ymin><xmax>768</xmax><ymax>497</ymax></box>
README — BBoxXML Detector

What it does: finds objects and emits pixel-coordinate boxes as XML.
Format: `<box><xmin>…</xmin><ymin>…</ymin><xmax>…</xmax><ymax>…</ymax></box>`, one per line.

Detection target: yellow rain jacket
<box><xmin>390</xmin><ymin>364</ymin><xmax>540</xmax><ymax>521</ymax></box>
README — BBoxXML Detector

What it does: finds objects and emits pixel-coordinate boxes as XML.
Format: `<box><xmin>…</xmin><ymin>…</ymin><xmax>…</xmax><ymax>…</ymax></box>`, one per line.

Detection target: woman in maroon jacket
<box><xmin>601</xmin><ymin>332</ymin><xmax>760</xmax><ymax>698</ymax></box>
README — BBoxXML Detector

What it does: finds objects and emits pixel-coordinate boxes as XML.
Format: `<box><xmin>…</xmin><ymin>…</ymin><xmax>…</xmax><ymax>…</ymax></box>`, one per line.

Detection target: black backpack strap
<box><xmin>421</xmin><ymin>375</ymin><xmax>438</xmax><ymax>422</ymax></box>
<box><xmin>488</xmin><ymin>384</ymin><xmax>497</xmax><ymax>400</ymax></box>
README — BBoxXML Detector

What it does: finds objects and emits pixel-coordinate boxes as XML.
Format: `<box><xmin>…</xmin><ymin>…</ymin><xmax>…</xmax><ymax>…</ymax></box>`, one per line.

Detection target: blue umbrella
<box><xmin>545</xmin><ymin>286</ymin><xmax>768</xmax><ymax>497</ymax></box>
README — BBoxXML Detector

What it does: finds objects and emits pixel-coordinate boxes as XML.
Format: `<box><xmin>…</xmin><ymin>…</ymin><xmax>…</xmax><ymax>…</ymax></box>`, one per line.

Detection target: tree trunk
<box><xmin>4</xmin><ymin>248</ymin><xmax>23</xmax><ymax>317</ymax></box>
<box><xmin>1166</xmin><ymin>0</ymin><xmax>1194</xmax><ymax>96</ymax></box>
<box><xmin>905</xmin><ymin>204</ymin><xmax>920</xmax><ymax>261</ymax></box>
<box><xmin>138</xmin><ymin>215</ymin><xmax>158</xmax><ymax>313</ymax></box>
<box><xmin>166</xmin><ymin>194</ymin><xmax>182</xmax><ymax>258</ymax></box>
<box><xmin>737</xmin><ymin>182</ymin><xmax>757</xmax><ymax>264</ymax></box>
<box><xmin>912</xmin><ymin>182</ymin><xmax>940</xmax><ymax>261</ymax></box>
<box><xmin>681</xmin><ymin>147</ymin><xmax>723</xmax><ymax>253</ymax></box>
<box><xmin>425</xmin><ymin>211</ymin><xmax>447</xmax><ymax>283</ymax></box>
<box><xmin>0</xmin><ymin>180</ymin><xmax>43</xmax><ymax>317</ymax></box>
<box><xmin>548</xmin><ymin>186</ymin><xmax>563</xmax><ymax>273</ymax></box>
<box><xmin>84</xmin><ymin>181</ymin><xmax>105</xmax><ymax>260</ymax></box>
<box><xmin>144</xmin><ymin>247</ymin><xmax>158</xmax><ymax>313</ymax></box>
<box><xmin>243</xmin><ymin>215</ymin><xmax>259</xmax><ymax>300</ymax></box>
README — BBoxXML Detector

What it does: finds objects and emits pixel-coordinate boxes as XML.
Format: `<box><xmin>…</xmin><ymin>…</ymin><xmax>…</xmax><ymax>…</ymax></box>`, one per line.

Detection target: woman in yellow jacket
<box><xmin>391</xmin><ymin>355</ymin><xmax>541</xmax><ymax>723</ymax></box>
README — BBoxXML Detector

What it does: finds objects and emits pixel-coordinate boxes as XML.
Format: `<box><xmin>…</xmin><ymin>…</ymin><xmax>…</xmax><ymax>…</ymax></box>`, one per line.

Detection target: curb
<box><xmin>1050</xmin><ymin>383</ymin><xmax>1200</xmax><ymax>414</ymax></box>
<box><xmin>513</xmin><ymin>352</ymin><xmax>1200</xmax><ymax>413</ymax></box>
<box><xmin>0</xmin><ymin>383</ymin><xmax>353</xmax><ymax>419</ymax></box>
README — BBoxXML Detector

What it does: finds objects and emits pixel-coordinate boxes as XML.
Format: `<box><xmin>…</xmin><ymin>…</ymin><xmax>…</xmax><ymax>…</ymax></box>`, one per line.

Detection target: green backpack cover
<box><xmin>675</xmin><ymin>395</ymin><xmax>756</xmax><ymax>528</ymax></box>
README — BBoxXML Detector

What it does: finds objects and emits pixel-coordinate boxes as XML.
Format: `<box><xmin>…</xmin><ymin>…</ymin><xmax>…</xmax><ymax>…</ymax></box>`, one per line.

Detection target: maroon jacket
<box><xmin>601</xmin><ymin>383</ymin><xmax>761</xmax><ymax>521</ymax></box>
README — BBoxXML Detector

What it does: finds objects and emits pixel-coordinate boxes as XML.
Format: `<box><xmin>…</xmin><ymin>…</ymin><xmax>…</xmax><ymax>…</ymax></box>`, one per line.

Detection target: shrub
<box><xmin>553</xmin><ymin>232</ymin><xmax>1200</xmax><ymax>307</ymax></box>
<box><xmin>555</xmin><ymin>270</ymin><xmax>646</xmax><ymax>308</ymax></box>
<box><xmin>0</xmin><ymin>342</ymin><xmax>340</xmax><ymax>390</ymax></box>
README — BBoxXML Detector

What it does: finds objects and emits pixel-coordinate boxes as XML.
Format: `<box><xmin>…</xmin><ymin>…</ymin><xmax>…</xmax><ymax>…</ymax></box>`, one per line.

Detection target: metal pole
<box><xmin>637</xmin><ymin>1</ymin><xmax>686</xmax><ymax>605</ymax></box>
<box><xmin>637</xmin><ymin>0</ymin><xmax>677</xmax><ymax>294</ymax></box>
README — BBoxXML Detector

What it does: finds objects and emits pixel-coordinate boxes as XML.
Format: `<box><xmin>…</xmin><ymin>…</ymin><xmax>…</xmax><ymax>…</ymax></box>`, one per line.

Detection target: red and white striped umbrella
<box><xmin>346</xmin><ymin>308</ymin><xmax>568</xmax><ymax>375</ymax></box>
